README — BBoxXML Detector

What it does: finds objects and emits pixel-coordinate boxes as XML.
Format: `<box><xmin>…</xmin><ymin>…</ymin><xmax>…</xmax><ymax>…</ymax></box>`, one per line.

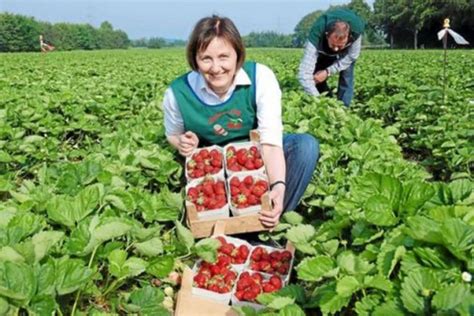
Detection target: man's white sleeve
<box><xmin>298</xmin><ymin>41</ymin><xmax>319</xmax><ymax>96</ymax></box>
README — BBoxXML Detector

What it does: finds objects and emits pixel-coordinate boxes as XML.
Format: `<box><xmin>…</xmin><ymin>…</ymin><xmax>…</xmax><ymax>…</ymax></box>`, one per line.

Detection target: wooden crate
<box><xmin>186</xmin><ymin>130</ymin><xmax>273</xmax><ymax>238</ymax></box>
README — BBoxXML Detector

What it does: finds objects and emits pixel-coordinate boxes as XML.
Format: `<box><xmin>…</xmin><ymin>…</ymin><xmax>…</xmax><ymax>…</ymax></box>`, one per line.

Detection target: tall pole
<box><xmin>442</xmin><ymin>18</ymin><xmax>449</xmax><ymax>105</ymax></box>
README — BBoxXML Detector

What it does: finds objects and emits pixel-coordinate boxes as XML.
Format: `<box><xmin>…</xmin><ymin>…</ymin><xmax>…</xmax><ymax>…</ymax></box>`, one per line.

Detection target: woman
<box><xmin>163</xmin><ymin>15</ymin><xmax>319</xmax><ymax>227</ymax></box>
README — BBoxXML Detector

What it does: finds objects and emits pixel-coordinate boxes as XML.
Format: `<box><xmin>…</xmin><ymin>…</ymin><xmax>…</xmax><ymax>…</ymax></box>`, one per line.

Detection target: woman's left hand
<box><xmin>259</xmin><ymin>184</ymin><xmax>285</xmax><ymax>228</ymax></box>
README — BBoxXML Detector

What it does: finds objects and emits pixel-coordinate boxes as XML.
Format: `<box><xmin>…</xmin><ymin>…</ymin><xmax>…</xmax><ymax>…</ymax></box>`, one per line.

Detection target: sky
<box><xmin>1</xmin><ymin>0</ymin><xmax>374</xmax><ymax>40</ymax></box>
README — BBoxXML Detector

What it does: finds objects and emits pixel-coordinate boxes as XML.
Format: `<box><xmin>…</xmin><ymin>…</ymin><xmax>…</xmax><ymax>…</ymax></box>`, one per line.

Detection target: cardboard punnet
<box><xmin>185</xmin><ymin>174</ymin><xmax>229</xmax><ymax>221</ymax></box>
<box><xmin>185</xmin><ymin>145</ymin><xmax>224</xmax><ymax>182</ymax></box>
<box><xmin>212</xmin><ymin>234</ymin><xmax>253</xmax><ymax>272</ymax></box>
<box><xmin>175</xmin><ymin>266</ymin><xmax>237</xmax><ymax>316</ymax></box>
<box><xmin>247</xmin><ymin>244</ymin><xmax>295</xmax><ymax>285</ymax></box>
<box><xmin>230</xmin><ymin>270</ymin><xmax>284</xmax><ymax>311</ymax></box>
<box><xmin>227</xmin><ymin>172</ymin><xmax>269</xmax><ymax>217</ymax></box>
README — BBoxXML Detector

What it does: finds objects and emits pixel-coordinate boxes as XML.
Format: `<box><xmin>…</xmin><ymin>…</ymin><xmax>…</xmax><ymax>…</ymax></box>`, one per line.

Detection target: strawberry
<box><xmin>243</xmin><ymin>175</ymin><xmax>254</xmax><ymax>186</ymax></box>
<box><xmin>262</xmin><ymin>283</ymin><xmax>275</xmax><ymax>293</ymax></box>
<box><xmin>269</xmin><ymin>276</ymin><xmax>282</xmax><ymax>290</ymax></box>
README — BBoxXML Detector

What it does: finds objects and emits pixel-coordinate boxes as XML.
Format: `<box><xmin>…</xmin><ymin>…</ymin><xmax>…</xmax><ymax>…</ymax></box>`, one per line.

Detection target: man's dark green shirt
<box><xmin>308</xmin><ymin>8</ymin><xmax>365</xmax><ymax>47</ymax></box>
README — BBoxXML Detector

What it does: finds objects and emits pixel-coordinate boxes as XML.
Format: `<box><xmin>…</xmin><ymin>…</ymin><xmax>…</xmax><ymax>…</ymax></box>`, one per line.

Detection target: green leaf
<box><xmin>448</xmin><ymin>179</ymin><xmax>472</xmax><ymax>203</ymax></box>
<box><xmin>336</xmin><ymin>276</ymin><xmax>360</xmax><ymax>297</ymax></box>
<box><xmin>265</xmin><ymin>296</ymin><xmax>295</xmax><ymax>310</ymax></box>
<box><xmin>28</xmin><ymin>295</ymin><xmax>57</xmax><ymax>316</ymax></box>
<box><xmin>31</xmin><ymin>231</ymin><xmax>64</xmax><ymax>263</ymax></box>
<box><xmin>278</xmin><ymin>304</ymin><xmax>306</xmax><ymax>316</ymax></box>
<box><xmin>140</xmin><ymin>187</ymin><xmax>182</xmax><ymax>222</ymax></box>
<box><xmin>296</xmin><ymin>256</ymin><xmax>335</xmax><ymax>282</ymax></box>
<box><xmin>312</xmin><ymin>283</ymin><xmax>351</xmax><ymax>315</ymax></box>
<box><xmin>83</xmin><ymin>217</ymin><xmax>133</xmax><ymax>254</ymax></box>
<box><xmin>286</xmin><ymin>224</ymin><xmax>316</xmax><ymax>254</ymax></box>
<box><xmin>129</xmin><ymin>286</ymin><xmax>169</xmax><ymax>315</ymax></box>
<box><xmin>175</xmin><ymin>221</ymin><xmax>194</xmax><ymax>251</ymax></box>
<box><xmin>441</xmin><ymin>218</ymin><xmax>474</xmax><ymax>252</ymax></box>
<box><xmin>275</xmin><ymin>284</ymin><xmax>306</xmax><ymax>304</ymax></box>
<box><xmin>376</xmin><ymin>245</ymin><xmax>406</xmax><ymax>278</ymax></box>
<box><xmin>320</xmin><ymin>239</ymin><xmax>339</xmax><ymax>256</ymax></box>
<box><xmin>364</xmin><ymin>195</ymin><xmax>398</xmax><ymax>227</ymax></box>
<box><xmin>123</xmin><ymin>257</ymin><xmax>147</xmax><ymax>278</ymax></box>
<box><xmin>36</xmin><ymin>260</ymin><xmax>56</xmax><ymax>296</ymax></box>
<box><xmin>413</xmin><ymin>247</ymin><xmax>449</xmax><ymax>269</ymax></box>
<box><xmin>0</xmin><ymin>246</ymin><xmax>25</xmax><ymax>263</ymax></box>
<box><xmin>400</xmin><ymin>181</ymin><xmax>434</xmax><ymax>216</ymax></box>
<box><xmin>105</xmin><ymin>189</ymin><xmax>136</xmax><ymax>212</ymax></box>
<box><xmin>7</xmin><ymin>212</ymin><xmax>43</xmax><ymax>244</ymax></box>
<box><xmin>354</xmin><ymin>294</ymin><xmax>381</xmax><ymax>316</ymax></box>
<box><xmin>0</xmin><ymin>297</ymin><xmax>10</xmax><ymax>315</ymax></box>
<box><xmin>55</xmin><ymin>257</ymin><xmax>93</xmax><ymax>295</ymax></box>
<box><xmin>372</xmin><ymin>300</ymin><xmax>405</xmax><ymax>316</ymax></box>
<box><xmin>108</xmin><ymin>249</ymin><xmax>128</xmax><ymax>278</ymax></box>
<box><xmin>0</xmin><ymin>261</ymin><xmax>36</xmax><ymax>301</ymax></box>
<box><xmin>232</xmin><ymin>306</ymin><xmax>258</xmax><ymax>316</ymax></box>
<box><xmin>134</xmin><ymin>237</ymin><xmax>164</xmax><ymax>257</ymax></box>
<box><xmin>337</xmin><ymin>251</ymin><xmax>373</xmax><ymax>275</ymax></box>
<box><xmin>400</xmin><ymin>269</ymin><xmax>439</xmax><ymax>314</ymax></box>
<box><xmin>46</xmin><ymin>184</ymin><xmax>102</xmax><ymax>227</ymax></box>
<box><xmin>432</xmin><ymin>283</ymin><xmax>470</xmax><ymax>311</ymax></box>
<box><xmin>282</xmin><ymin>212</ymin><xmax>303</xmax><ymax>225</ymax></box>
<box><xmin>193</xmin><ymin>238</ymin><xmax>220</xmax><ymax>263</ymax></box>
<box><xmin>363</xmin><ymin>274</ymin><xmax>393</xmax><ymax>292</ymax></box>
<box><xmin>147</xmin><ymin>256</ymin><xmax>174</xmax><ymax>278</ymax></box>
<box><xmin>405</xmin><ymin>216</ymin><xmax>443</xmax><ymax>244</ymax></box>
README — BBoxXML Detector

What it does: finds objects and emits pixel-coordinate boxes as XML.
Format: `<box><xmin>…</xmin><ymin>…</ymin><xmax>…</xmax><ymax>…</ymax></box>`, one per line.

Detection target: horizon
<box><xmin>1</xmin><ymin>0</ymin><xmax>374</xmax><ymax>40</ymax></box>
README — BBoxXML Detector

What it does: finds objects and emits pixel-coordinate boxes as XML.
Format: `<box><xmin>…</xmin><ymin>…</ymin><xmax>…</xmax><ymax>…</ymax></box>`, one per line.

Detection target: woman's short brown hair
<box><xmin>187</xmin><ymin>15</ymin><xmax>246</xmax><ymax>71</ymax></box>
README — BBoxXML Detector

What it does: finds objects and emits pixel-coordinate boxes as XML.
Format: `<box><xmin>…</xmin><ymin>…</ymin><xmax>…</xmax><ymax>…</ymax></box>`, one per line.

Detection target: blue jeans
<box><xmin>282</xmin><ymin>134</ymin><xmax>320</xmax><ymax>211</ymax></box>
<box><xmin>336</xmin><ymin>62</ymin><xmax>355</xmax><ymax>107</ymax></box>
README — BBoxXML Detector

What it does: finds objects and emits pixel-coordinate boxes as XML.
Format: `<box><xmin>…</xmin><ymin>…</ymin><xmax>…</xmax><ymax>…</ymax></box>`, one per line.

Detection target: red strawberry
<box><xmin>269</xmin><ymin>276</ymin><xmax>282</xmax><ymax>290</ymax></box>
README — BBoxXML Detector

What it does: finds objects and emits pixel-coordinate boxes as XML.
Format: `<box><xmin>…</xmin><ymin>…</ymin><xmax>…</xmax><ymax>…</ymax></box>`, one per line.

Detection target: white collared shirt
<box><xmin>163</xmin><ymin>63</ymin><xmax>283</xmax><ymax>147</ymax></box>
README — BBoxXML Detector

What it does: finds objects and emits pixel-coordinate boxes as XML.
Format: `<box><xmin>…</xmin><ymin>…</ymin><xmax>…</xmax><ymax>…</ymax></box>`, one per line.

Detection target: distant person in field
<box><xmin>298</xmin><ymin>8</ymin><xmax>365</xmax><ymax>107</ymax></box>
<box><xmin>39</xmin><ymin>35</ymin><xmax>55</xmax><ymax>53</ymax></box>
<box><xmin>163</xmin><ymin>15</ymin><xmax>319</xmax><ymax>227</ymax></box>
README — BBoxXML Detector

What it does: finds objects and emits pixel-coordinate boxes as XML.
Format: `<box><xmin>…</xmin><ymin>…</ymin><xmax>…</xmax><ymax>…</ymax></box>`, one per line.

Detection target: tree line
<box><xmin>247</xmin><ymin>0</ymin><xmax>473</xmax><ymax>49</ymax></box>
<box><xmin>1</xmin><ymin>0</ymin><xmax>473</xmax><ymax>52</ymax></box>
<box><xmin>0</xmin><ymin>13</ymin><xmax>129</xmax><ymax>52</ymax></box>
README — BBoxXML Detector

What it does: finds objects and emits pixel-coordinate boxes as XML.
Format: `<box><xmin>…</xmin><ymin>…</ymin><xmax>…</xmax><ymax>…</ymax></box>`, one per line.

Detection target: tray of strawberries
<box><xmin>186</xmin><ymin>146</ymin><xmax>224</xmax><ymax>181</ymax></box>
<box><xmin>224</xmin><ymin>142</ymin><xmax>265</xmax><ymax>176</ymax></box>
<box><xmin>227</xmin><ymin>174</ymin><xmax>269</xmax><ymax>216</ymax></box>
<box><xmin>186</xmin><ymin>175</ymin><xmax>229</xmax><ymax>220</ymax></box>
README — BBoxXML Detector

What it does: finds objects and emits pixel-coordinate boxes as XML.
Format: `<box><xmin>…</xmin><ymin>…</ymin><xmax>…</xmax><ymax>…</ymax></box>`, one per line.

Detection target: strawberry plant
<box><xmin>0</xmin><ymin>48</ymin><xmax>471</xmax><ymax>315</ymax></box>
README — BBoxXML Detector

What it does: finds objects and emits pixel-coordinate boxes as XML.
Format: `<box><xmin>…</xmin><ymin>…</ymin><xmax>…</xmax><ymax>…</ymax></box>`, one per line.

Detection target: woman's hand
<box><xmin>177</xmin><ymin>131</ymin><xmax>199</xmax><ymax>157</ymax></box>
<box><xmin>259</xmin><ymin>184</ymin><xmax>285</xmax><ymax>228</ymax></box>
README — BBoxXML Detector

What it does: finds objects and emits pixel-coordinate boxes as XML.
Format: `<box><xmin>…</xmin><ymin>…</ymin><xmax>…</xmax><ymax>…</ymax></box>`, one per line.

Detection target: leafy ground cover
<box><xmin>0</xmin><ymin>48</ymin><xmax>472</xmax><ymax>315</ymax></box>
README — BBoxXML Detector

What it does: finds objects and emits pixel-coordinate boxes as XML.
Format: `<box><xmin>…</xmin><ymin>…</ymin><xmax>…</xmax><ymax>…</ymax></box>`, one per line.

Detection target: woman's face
<box><xmin>196</xmin><ymin>37</ymin><xmax>238</xmax><ymax>97</ymax></box>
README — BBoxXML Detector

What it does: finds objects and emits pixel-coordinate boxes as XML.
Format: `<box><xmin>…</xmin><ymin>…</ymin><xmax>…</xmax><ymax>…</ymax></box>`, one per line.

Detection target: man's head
<box><xmin>326</xmin><ymin>21</ymin><xmax>350</xmax><ymax>52</ymax></box>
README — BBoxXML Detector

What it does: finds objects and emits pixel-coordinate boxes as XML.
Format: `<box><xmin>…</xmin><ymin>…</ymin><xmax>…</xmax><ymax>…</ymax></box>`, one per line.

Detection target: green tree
<box><xmin>0</xmin><ymin>13</ymin><xmax>40</xmax><ymax>52</ymax></box>
<box><xmin>293</xmin><ymin>10</ymin><xmax>323</xmax><ymax>47</ymax></box>
<box><xmin>244</xmin><ymin>31</ymin><xmax>293</xmax><ymax>48</ymax></box>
